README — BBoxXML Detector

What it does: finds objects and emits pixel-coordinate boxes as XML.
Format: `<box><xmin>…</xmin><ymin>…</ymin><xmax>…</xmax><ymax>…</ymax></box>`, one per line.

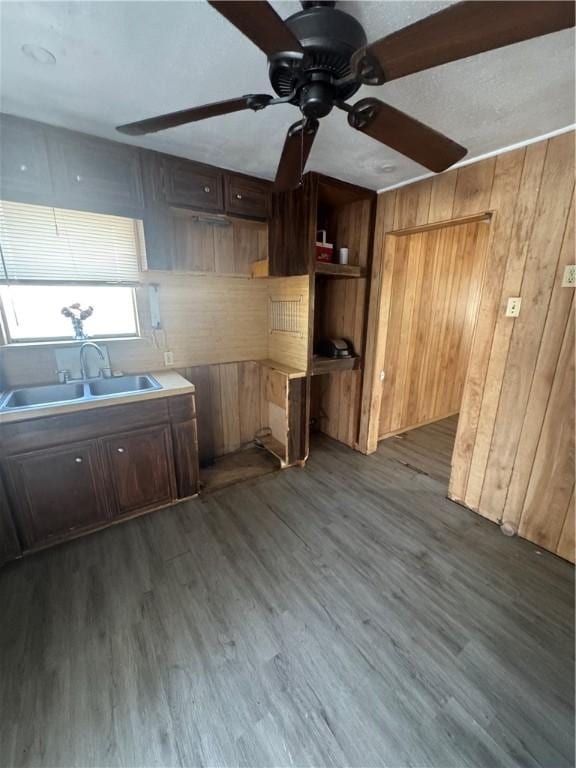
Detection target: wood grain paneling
<box><xmin>266</xmin><ymin>275</ymin><xmax>310</xmax><ymax>372</ymax></box>
<box><xmin>177</xmin><ymin>361</ymin><xmax>266</xmax><ymax>461</ymax></box>
<box><xmin>377</xmin><ymin>218</ymin><xmax>489</xmax><ymax>439</ymax></box>
<box><xmin>362</xmin><ymin>131</ymin><xmax>575</xmax><ymax>561</ymax></box>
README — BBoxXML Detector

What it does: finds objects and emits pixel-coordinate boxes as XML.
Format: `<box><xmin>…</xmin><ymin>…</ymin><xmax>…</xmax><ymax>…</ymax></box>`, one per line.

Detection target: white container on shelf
<box><xmin>338</xmin><ymin>247</ymin><xmax>349</xmax><ymax>265</ymax></box>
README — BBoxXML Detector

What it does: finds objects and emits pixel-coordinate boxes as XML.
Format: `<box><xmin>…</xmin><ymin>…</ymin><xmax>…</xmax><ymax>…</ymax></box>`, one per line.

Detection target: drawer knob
<box><xmin>117</xmin><ymin>447</ymin><xmax>125</xmax><ymax>453</ymax></box>
<box><xmin>203</xmin><ymin>185</ymin><xmax>211</xmax><ymax>193</ymax></box>
<box><xmin>20</xmin><ymin>164</ymin><xmax>28</xmax><ymax>172</ymax></box>
<box><xmin>76</xmin><ymin>174</ymin><xmax>83</xmax><ymax>183</ymax></box>
<box><xmin>74</xmin><ymin>457</ymin><xmax>83</xmax><ymax>464</ymax></box>
<box><xmin>235</xmin><ymin>193</ymin><xmax>243</xmax><ymax>200</ymax></box>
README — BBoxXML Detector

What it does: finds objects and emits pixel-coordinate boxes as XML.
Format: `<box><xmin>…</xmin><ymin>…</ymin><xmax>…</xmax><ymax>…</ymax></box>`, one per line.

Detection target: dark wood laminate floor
<box><xmin>1</xmin><ymin>417</ymin><xmax>574</xmax><ymax>768</ymax></box>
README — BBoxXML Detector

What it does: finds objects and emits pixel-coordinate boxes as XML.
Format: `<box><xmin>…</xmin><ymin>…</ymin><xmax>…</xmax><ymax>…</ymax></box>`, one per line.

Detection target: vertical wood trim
<box><xmin>358</xmin><ymin>191</ymin><xmax>396</xmax><ymax>453</ymax></box>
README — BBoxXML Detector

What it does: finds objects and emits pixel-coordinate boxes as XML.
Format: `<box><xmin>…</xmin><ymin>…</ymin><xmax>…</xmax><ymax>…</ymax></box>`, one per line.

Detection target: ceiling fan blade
<box><xmin>348</xmin><ymin>98</ymin><xmax>467</xmax><ymax>173</ymax></box>
<box><xmin>352</xmin><ymin>1</ymin><xmax>575</xmax><ymax>85</ymax></box>
<box><xmin>208</xmin><ymin>1</ymin><xmax>303</xmax><ymax>56</ymax></box>
<box><xmin>274</xmin><ymin>119</ymin><xmax>319</xmax><ymax>192</ymax></box>
<box><xmin>117</xmin><ymin>95</ymin><xmax>272</xmax><ymax>135</ymax></box>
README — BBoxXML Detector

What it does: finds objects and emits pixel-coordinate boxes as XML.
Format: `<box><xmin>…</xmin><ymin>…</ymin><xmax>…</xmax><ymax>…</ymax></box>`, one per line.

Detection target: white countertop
<box><xmin>0</xmin><ymin>370</ymin><xmax>195</xmax><ymax>424</ymax></box>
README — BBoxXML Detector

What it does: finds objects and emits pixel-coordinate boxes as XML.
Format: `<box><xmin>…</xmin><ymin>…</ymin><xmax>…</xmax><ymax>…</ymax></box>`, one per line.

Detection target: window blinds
<box><xmin>0</xmin><ymin>200</ymin><xmax>144</xmax><ymax>283</ymax></box>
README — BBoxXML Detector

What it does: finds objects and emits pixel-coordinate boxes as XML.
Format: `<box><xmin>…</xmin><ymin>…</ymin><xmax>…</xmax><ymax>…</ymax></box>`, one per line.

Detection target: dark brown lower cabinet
<box><xmin>103</xmin><ymin>425</ymin><xmax>176</xmax><ymax>515</ymax></box>
<box><xmin>0</xmin><ymin>394</ymin><xmax>199</xmax><ymax>559</ymax></box>
<box><xmin>4</xmin><ymin>439</ymin><xmax>109</xmax><ymax>549</ymax></box>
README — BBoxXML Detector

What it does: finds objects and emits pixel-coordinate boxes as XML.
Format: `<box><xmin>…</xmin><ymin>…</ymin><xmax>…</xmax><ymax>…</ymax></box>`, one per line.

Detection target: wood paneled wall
<box><xmin>378</xmin><ymin>217</ymin><xmax>490</xmax><ymax>438</ymax></box>
<box><xmin>170</xmin><ymin>212</ymin><xmax>267</xmax><ymax>274</ymax></box>
<box><xmin>177</xmin><ymin>361</ymin><xmax>266</xmax><ymax>463</ymax></box>
<box><xmin>314</xmin><ymin>198</ymin><xmax>372</xmax><ymax>447</ymax></box>
<box><xmin>267</xmin><ymin>275</ymin><xmax>310</xmax><ymax>372</ymax></box>
<box><xmin>361</xmin><ymin>132</ymin><xmax>575</xmax><ymax>561</ymax></box>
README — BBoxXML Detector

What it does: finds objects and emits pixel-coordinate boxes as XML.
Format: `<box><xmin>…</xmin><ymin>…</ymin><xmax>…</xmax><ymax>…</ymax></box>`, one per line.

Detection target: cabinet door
<box><xmin>0</xmin><ymin>472</ymin><xmax>22</xmax><ymax>565</ymax></box>
<box><xmin>160</xmin><ymin>157</ymin><xmax>223</xmax><ymax>211</ymax></box>
<box><xmin>4</xmin><ymin>440</ymin><xmax>109</xmax><ymax>550</ymax></box>
<box><xmin>102</xmin><ymin>426</ymin><xmax>176</xmax><ymax>515</ymax></box>
<box><xmin>225</xmin><ymin>174</ymin><xmax>271</xmax><ymax>219</ymax></box>
<box><xmin>49</xmin><ymin>131</ymin><xmax>144</xmax><ymax>212</ymax></box>
<box><xmin>0</xmin><ymin>115</ymin><xmax>54</xmax><ymax>204</ymax></box>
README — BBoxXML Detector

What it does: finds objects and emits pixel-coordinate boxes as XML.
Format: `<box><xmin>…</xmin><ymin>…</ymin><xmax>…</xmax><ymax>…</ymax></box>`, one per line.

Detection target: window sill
<box><xmin>2</xmin><ymin>337</ymin><xmax>147</xmax><ymax>349</ymax></box>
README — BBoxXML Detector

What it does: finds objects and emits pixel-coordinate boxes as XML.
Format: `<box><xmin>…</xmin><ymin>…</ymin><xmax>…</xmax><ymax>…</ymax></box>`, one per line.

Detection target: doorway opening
<box><xmin>376</xmin><ymin>214</ymin><xmax>491</xmax><ymax>485</ymax></box>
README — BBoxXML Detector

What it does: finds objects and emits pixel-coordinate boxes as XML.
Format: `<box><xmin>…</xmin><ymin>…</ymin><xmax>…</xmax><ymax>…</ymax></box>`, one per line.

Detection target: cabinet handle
<box><xmin>75</xmin><ymin>174</ymin><xmax>83</xmax><ymax>183</ymax></box>
<box><xmin>235</xmin><ymin>193</ymin><xmax>243</xmax><ymax>200</ymax></box>
<box><xmin>117</xmin><ymin>447</ymin><xmax>125</xmax><ymax>453</ymax></box>
<box><xmin>74</xmin><ymin>457</ymin><xmax>83</xmax><ymax>464</ymax></box>
<box><xmin>20</xmin><ymin>164</ymin><xmax>28</xmax><ymax>172</ymax></box>
<box><xmin>203</xmin><ymin>185</ymin><xmax>211</xmax><ymax>193</ymax></box>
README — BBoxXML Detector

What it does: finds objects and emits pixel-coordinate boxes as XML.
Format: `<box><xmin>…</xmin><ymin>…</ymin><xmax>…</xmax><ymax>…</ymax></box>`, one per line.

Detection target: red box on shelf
<box><xmin>315</xmin><ymin>230</ymin><xmax>334</xmax><ymax>263</ymax></box>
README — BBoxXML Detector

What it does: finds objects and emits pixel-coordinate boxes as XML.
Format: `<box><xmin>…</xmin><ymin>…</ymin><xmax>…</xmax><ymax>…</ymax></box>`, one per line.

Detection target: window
<box><xmin>0</xmin><ymin>201</ymin><xmax>144</xmax><ymax>343</ymax></box>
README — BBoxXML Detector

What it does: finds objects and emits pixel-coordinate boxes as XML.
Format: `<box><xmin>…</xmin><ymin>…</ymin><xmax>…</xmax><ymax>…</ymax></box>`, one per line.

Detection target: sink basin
<box><xmin>1</xmin><ymin>383</ymin><xmax>85</xmax><ymax>409</ymax></box>
<box><xmin>88</xmin><ymin>375</ymin><xmax>160</xmax><ymax>397</ymax></box>
<box><xmin>0</xmin><ymin>374</ymin><xmax>162</xmax><ymax>413</ymax></box>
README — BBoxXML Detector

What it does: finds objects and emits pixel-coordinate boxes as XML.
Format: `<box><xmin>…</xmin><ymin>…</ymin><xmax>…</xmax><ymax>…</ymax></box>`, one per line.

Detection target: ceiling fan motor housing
<box><xmin>268</xmin><ymin>3</ymin><xmax>367</xmax><ymax>119</ymax></box>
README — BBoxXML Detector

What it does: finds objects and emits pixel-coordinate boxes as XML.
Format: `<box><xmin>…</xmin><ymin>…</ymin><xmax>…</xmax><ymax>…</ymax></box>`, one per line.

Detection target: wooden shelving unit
<box><xmin>311</xmin><ymin>355</ymin><xmax>361</xmax><ymax>375</ymax></box>
<box><xmin>315</xmin><ymin>262</ymin><xmax>366</xmax><ymax>278</ymax></box>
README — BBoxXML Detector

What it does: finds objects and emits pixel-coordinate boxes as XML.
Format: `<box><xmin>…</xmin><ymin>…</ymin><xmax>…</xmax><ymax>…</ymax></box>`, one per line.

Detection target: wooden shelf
<box><xmin>257</xmin><ymin>359</ymin><xmax>307</xmax><ymax>379</ymax></box>
<box><xmin>315</xmin><ymin>262</ymin><xmax>366</xmax><ymax>278</ymax></box>
<box><xmin>311</xmin><ymin>355</ymin><xmax>361</xmax><ymax>375</ymax></box>
<box><xmin>257</xmin><ymin>435</ymin><xmax>287</xmax><ymax>464</ymax></box>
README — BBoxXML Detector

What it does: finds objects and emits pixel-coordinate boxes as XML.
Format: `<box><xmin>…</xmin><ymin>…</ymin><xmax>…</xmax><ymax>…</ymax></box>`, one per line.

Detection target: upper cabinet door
<box><xmin>4</xmin><ymin>439</ymin><xmax>110</xmax><ymax>550</ymax></box>
<box><xmin>160</xmin><ymin>156</ymin><xmax>224</xmax><ymax>211</ymax></box>
<box><xmin>225</xmin><ymin>174</ymin><xmax>271</xmax><ymax>219</ymax></box>
<box><xmin>102</xmin><ymin>425</ymin><xmax>176</xmax><ymax>516</ymax></box>
<box><xmin>0</xmin><ymin>115</ymin><xmax>54</xmax><ymax>205</ymax></box>
<box><xmin>48</xmin><ymin>131</ymin><xmax>144</xmax><ymax>213</ymax></box>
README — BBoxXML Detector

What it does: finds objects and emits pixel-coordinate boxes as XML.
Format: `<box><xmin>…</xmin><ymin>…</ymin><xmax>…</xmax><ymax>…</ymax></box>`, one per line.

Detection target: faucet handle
<box><xmin>56</xmin><ymin>369</ymin><xmax>72</xmax><ymax>384</ymax></box>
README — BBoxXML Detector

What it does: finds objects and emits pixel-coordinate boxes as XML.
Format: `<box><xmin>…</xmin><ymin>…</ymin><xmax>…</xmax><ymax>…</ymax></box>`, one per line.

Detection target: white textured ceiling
<box><xmin>0</xmin><ymin>1</ymin><xmax>574</xmax><ymax>190</ymax></box>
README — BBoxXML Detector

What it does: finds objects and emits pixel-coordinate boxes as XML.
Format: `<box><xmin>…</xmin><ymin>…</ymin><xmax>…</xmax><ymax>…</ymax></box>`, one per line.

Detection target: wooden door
<box><xmin>49</xmin><ymin>131</ymin><xmax>144</xmax><ymax>213</ymax></box>
<box><xmin>4</xmin><ymin>440</ymin><xmax>109</xmax><ymax>549</ymax></box>
<box><xmin>378</xmin><ymin>218</ymin><xmax>490</xmax><ymax>439</ymax></box>
<box><xmin>0</xmin><ymin>114</ymin><xmax>54</xmax><ymax>205</ymax></box>
<box><xmin>160</xmin><ymin>157</ymin><xmax>223</xmax><ymax>211</ymax></box>
<box><xmin>102</xmin><ymin>426</ymin><xmax>176</xmax><ymax>515</ymax></box>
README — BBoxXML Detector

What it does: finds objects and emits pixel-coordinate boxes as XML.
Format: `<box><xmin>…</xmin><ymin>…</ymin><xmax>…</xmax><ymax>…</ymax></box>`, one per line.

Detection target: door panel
<box><xmin>102</xmin><ymin>425</ymin><xmax>176</xmax><ymax>515</ymax></box>
<box><xmin>49</xmin><ymin>132</ymin><xmax>144</xmax><ymax>212</ymax></box>
<box><xmin>4</xmin><ymin>440</ymin><xmax>109</xmax><ymax>549</ymax></box>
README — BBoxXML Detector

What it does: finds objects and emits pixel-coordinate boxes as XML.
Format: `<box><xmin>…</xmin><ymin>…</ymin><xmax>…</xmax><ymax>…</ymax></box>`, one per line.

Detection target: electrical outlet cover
<box><xmin>506</xmin><ymin>297</ymin><xmax>521</xmax><ymax>318</ymax></box>
<box><xmin>562</xmin><ymin>265</ymin><xmax>576</xmax><ymax>288</ymax></box>
<box><xmin>163</xmin><ymin>350</ymin><xmax>174</xmax><ymax>366</ymax></box>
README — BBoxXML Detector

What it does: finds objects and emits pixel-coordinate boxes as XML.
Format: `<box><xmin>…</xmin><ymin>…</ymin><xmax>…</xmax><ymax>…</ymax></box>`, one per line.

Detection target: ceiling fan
<box><xmin>117</xmin><ymin>0</ymin><xmax>575</xmax><ymax>191</ymax></box>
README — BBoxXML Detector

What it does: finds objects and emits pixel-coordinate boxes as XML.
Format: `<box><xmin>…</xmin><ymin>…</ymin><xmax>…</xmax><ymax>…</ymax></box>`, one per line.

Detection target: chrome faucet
<box><xmin>79</xmin><ymin>342</ymin><xmax>105</xmax><ymax>380</ymax></box>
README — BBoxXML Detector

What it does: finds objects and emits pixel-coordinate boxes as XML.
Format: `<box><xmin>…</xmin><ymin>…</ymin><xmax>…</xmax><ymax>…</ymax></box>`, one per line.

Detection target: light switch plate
<box><xmin>506</xmin><ymin>297</ymin><xmax>522</xmax><ymax>318</ymax></box>
<box><xmin>562</xmin><ymin>265</ymin><xmax>576</xmax><ymax>288</ymax></box>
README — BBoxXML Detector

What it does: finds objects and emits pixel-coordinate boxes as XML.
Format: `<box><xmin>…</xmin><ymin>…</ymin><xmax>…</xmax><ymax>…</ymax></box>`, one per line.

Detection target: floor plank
<box><xmin>0</xmin><ymin>417</ymin><xmax>573</xmax><ymax>768</ymax></box>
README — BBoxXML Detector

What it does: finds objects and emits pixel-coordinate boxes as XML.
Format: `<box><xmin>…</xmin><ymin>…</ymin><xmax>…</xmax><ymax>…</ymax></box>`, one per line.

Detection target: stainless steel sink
<box><xmin>1</xmin><ymin>383</ymin><xmax>85</xmax><ymax>409</ymax></box>
<box><xmin>0</xmin><ymin>374</ymin><xmax>161</xmax><ymax>412</ymax></box>
<box><xmin>88</xmin><ymin>375</ymin><xmax>160</xmax><ymax>397</ymax></box>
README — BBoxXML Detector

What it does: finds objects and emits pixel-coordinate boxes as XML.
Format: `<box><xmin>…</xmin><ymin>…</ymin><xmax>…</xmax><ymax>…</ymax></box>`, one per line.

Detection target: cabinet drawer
<box><xmin>0</xmin><ymin>115</ymin><xmax>54</xmax><ymax>204</ymax></box>
<box><xmin>4</xmin><ymin>439</ymin><xmax>109</xmax><ymax>550</ymax></box>
<box><xmin>225</xmin><ymin>174</ymin><xmax>271</xmax><ymax>219</ymax></box>
<box><xmin>102</xmin><ymin>425</ymin><xmax>176</xmax><ymax>515</ymax></box>
<box><xmin>49</xmin><ymin>132</ymin><xmax>144</xmax><ymax>212</ymax></box>
<box><xmin>161</xmin><ymin>157</ymin><xmax>223</xmax><ymax>211</ymax></box>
